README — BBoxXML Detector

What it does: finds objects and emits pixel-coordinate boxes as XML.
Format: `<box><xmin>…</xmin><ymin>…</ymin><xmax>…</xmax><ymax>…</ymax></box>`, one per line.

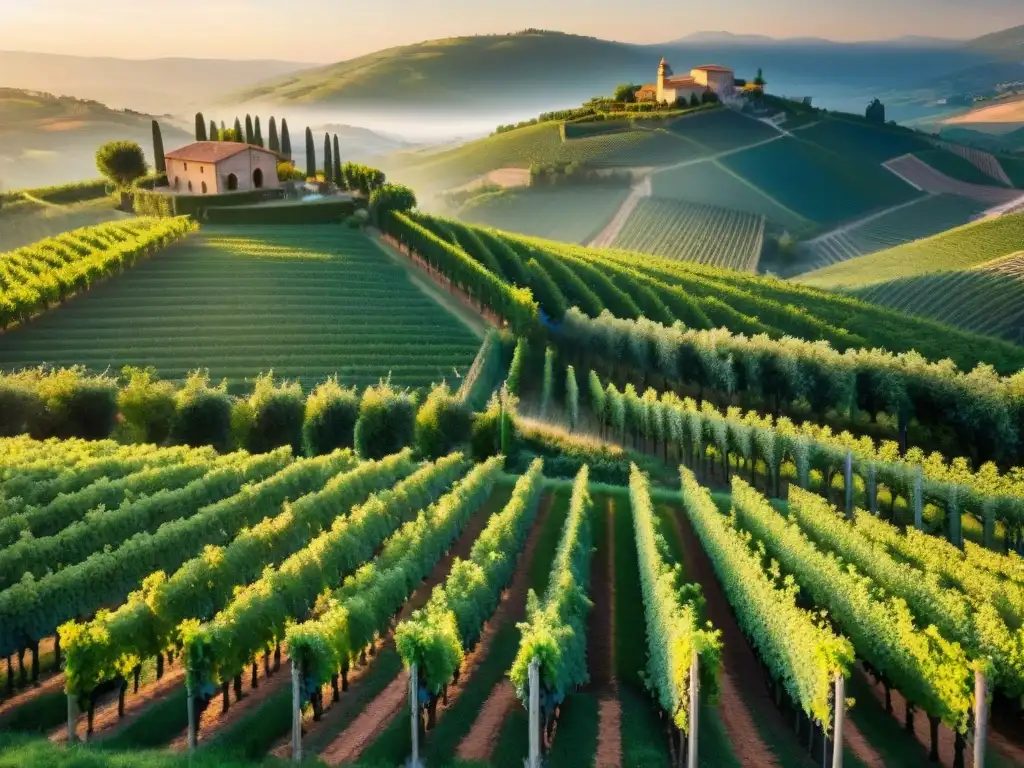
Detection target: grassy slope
<box><xmin>233</xmin><ymin>31</ymin><xmax>652</xmax><ymax>107</ymax></box>
<box><xmin>0</xmin><ymin>198</ymin><xmax>126</xmax><ymax>252</ymax></box>
<box><xmin>914</xmin><ymin>148</ymin><xmax>1009</xmax><ymax>186</ymax></box>
<box><xmin>0</xmin><ymin>225</ymin><xmax>481</xmax><ymax>390</ymax></box>
<box><xmin>798</xmin><ymin>211</ymin><xmax>1024</xmax><ymax>289</ymax></box>
<box><xmin>457</xmin><ymin>186</ymin><xmax>631</xmax><ymax>244</ymax></box>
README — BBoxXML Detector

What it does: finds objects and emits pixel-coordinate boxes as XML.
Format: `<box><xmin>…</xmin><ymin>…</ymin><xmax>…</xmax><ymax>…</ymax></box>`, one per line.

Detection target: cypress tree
<box><xmin>209</xmin><ymin>119</ymin><xmax>218</xmax><ymax>142</ymax></box>
<box><xmin>244</xmin><ymin>114</ymin><xmax>254</xmax><ymax>144</ymax></box>
<box><xmin>332</xmin><ymin>134</ymin><xmax>342</xmax><ymax>186</ymax></box>
<box><xmin>233</xmin><ymin>117</ymin><xmax>243</xmax><ymax>140</ymax></box>
<box><xmin>305</xmin><ymin>127</ymin><xmax>316</xmax><ymax>179</ymax></box>
<box><xmin>254</xmin><ymin>116</ymin><xmax>264</xmax><ymax>147</ymax></box>
<box><xmin>194</xmin><ymin>112</ymin><xmax>206</xmax><ymax>141</ymax></box>
<box><xmin>152</xmin><ymin>120</ymin><xmax>166</xmax><ymax>174</ymax></box>
<box><xmin>323</xmin><ymin>133</ymin><xmax>332</xmax><ymax>184</ymax></box>
<box><xmin>268</xmin><ymin>117</ymin><xmax>280</xmax><ymax>154</ymax></box>
<box><xmin>281</xmin><ymin>119</ymin><xmax>292</xmax><ymax>161</ymax></box>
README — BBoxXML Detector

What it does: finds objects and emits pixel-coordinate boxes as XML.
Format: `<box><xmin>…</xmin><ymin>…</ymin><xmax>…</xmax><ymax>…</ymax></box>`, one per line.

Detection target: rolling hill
<box><xmin>0</xmin><ymin>50</ymin><xmax>314</xmax><ymax>113</ymax></box>
<box><xmin>0</xmin><ymin>88</ymin><xmax>191</xmax><ymax>189</ymax></box>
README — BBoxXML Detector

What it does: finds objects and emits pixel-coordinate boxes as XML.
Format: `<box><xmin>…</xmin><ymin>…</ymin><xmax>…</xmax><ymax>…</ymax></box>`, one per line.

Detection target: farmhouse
<box><xmin>636</xmin><ymin>60</ymin><xmax>735</xmax><ymax>104</ymax></box>
<box><xmin>164</xmin><ymin>141</ymin><xmax>280</xmax><ymax>195</ymax></box>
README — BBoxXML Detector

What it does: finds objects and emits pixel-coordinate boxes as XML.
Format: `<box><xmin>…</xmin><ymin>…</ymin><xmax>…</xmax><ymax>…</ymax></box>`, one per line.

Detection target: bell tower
<box><xmin>657</xmin><ymin>57</ymin><xmax>671</xmax><ymax>102</ymax></box>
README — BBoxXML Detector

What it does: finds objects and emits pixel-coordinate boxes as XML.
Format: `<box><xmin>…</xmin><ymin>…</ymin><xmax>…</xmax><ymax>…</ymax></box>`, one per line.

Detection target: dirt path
<box><xmin>314</xmin><ymin>493</ymin><xmax>522</xmax><ymax>766</ymax></box>
<box><xmin>592</xmin><ymin>498</ymin><xmax>622</xmax><ymax>768</ymax></box>
<box><xmin>168</xmin><ymin>650</ymin><xmax>292</xmax><ymax>751</ymax></box>
<box><xmin>672</xmin><ymin>510</ymin><xmax>799</xmax><ymax>768</ymax></box>
<box><xmin>588</xmin><ymin>177</ymin><xmax>651</xmax><ymax>248</ymax></box>
<box><xmin>446</xmin><ymin>496</ymin><xmax>555</xmax><ymax>763</ymax></box>
<box><xmin>51</xmin><ymin>661</ymin><xmax>186</xmax><ymax>745</ymax></box>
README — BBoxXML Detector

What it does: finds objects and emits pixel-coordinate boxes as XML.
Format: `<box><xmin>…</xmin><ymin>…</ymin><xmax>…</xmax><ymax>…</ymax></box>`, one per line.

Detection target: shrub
<box><xmin>353</xmin><ymin>380</ymin><xmax>417</xmax><ymax>459</ymax></box>
<box><xmin>506</xmin><ymin>337</ymin><xmax>527</xmax><ymax>395</ymax></box>
<box><xmin>303</xmin><ymin>377</ymin><xmax>360</xmax><ymax>456</ymax></box>
<box><xmin>470</xmin><ymin>391</ymin><xmax>518</xmax><ymax>461</ymax></box>
<box><xmin>241</xmin><ymin>373</ymin><xmax>305</xmax><ymax>454</ymax></box>
<box><xmin>0</xmin><ymin>377</ymin><xmax>43</xmax><ymax>437</ymax></box>
<box><xmin>369</xmin><ymin>182</ymin><xmax>416</xmax><ymax>226</ymax></box>
<box><xmin>118</xmin><ymin>366</ymin><xmax>177</xmax><ymax>444</ymax></box>
<box><xmin>277</xmin><ymin>162</ymin><xmax>304</xmax><ymax>182</ymax></box>
<box><xmin>170</xmin><ymin>371</ymin><xmax>233</xmax><ymax>451</ymax></box>
<box><xmin>414</xmin><ymin>383</ymin><xmax>472</xmax><ymax>459</ymax></box>
<box><xmin>95</xmin><ymin>141</ymin><xmax>148</xmax><ymax>188</ymax></box>
<box><xmin>29</xmin><ymin>367</ymin><xmax>119</xmax><ymax>440</ymax></box>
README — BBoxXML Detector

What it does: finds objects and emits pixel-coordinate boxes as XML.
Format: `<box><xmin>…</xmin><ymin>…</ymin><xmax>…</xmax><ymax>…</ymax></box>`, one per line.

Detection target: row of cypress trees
<box><xmin>192</xmin><ymin>111</ymin><xmax>293</xmax><ymax>160</ymax></box>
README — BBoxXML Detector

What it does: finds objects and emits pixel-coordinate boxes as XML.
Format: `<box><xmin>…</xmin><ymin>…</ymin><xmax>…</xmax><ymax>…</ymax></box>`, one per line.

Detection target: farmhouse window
<box><xmin>184</xmin><ymin>163</ymin><xmax>188</xmax><ymax>170</ymax></box>
<box><xmin>188</xmin><ymin>180</ymin><xmax>193</xmax><ymax>192</ymax></box>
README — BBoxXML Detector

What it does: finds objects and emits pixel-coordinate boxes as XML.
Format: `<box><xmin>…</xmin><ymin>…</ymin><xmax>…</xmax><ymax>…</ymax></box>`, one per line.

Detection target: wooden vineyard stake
<box><xmin>187</xmin><ymin>682</ymin><xmax>197</xmax><ymax>751</ymax></box>
<box><xmin>291</xmin><ymin>660</ymin><xmax>302</xmax><ymax>763</ymax></box>
<box><xmin>528</xmin><ymin>657</ymin><xmax>541</xmax><ymax>768</ymax></box>
<box><xmin>66</xmin><ymin>694</ymin><xmax>77</xmax><ymax>745</ymax></box>
<box><xmin>913</xmin><ymin>469</ymin><xmax>924</xmax><ymax>531</ymax></box>
<box><xmin>867</xmin><ymin>463</ymin><xmax>878</xmax><ymax>516</ymax></box>
<box><xmin>974</xmin><ymin>670</ymin><xmax>988</xmax><ymax>768</ymax></box>
<box><xmin>410</xmin><ymin>663</ymin><xmax>422</xmax><ymax>768</ymax></box>
<box><xmin>686</xmin><ymin>648</ymin><xmax>699</xmax><ymax>768</ymax></box>
<box><xmin>843</xmin><ymin>451</ymin><xmax>854</xmax><ymax>520</ymax></box>
<box><xmin>832</xmin><ymin>672</ymin><xmax>845</xmax><ymax>768</ymax></box>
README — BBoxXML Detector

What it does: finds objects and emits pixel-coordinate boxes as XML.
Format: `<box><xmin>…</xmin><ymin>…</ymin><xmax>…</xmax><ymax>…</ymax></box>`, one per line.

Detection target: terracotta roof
<box><xmin>638</xmin><ymin>83</ymin><xmax>657</xmax><ymax>92</ymax></box>
<box><xmin>692</xmin><ymin>64</ymin><xmax>733</xmax><ymax>73</ymax></box>
<box><xmin>164</xmin><ymin>141</ymin><xmax>276</xmax><ymax>163</ymax></box>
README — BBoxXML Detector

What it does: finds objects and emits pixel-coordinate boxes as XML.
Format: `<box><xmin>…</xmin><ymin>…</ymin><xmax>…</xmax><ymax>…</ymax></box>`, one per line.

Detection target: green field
<box><xmin>456</xmin><ymin>185</ymin><xmax>631</xmax><ymax>243</ymax></box>
<box><xmin>720</xmin><ymin>137</ymin><xmax>922</xmax><ymax>226</ymax></box>
<box><xmin>0</xmin><ymin>225</ymin><xmax>482</xmax><ymax>389</ymax></box>
<box><xmin>915</xmin><ymin>148</ymin><xmax>1008</xmax><ymax>187</ymax></box>
<box><xmin>0</xmin><ymin>197</ymin><xmax>126</xmax><ymax>252</ymax></box>
<box><xmin>662</xmin><ymin>107</ymin><xmax>780</xmax><ymax>152</ymax></box>
<box><xmin>796</xmin><ymin>118</ymin><xmax>932</xmax><ymax>164</ymax></box>
<box><xmin>611</xmin><ymin>197</ymin><xmax>765</xmax><ymax>271</ymax></box>
<box><xmin>852</xmin><ymin>269</ymin><xmax>1024</xmax><ymax>342</ymax></box>
<box><xmin>651</xmin><ymin>159</ymin><xmax>807</xmax><ymax>230</ymax></box>
<box><xmin>799</xmin><ymin>211</ymin><xmax>1024</xmax><ymax>290</ymax></box>
<box><xmin>799</xmin><ymin>194</ymin><xmax>987</xmax><ymax>269</ymax></box>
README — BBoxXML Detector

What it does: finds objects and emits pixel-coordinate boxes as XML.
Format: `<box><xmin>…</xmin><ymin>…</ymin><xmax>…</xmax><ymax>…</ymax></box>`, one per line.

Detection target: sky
<box><xmin>0</xmin><ymin>0</ymin><xmax>1020</xmax><ymax>62</ymax></box>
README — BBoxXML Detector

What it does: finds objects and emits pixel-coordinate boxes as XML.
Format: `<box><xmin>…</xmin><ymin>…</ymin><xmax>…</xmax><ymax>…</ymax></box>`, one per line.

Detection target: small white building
<box><xmin>636</xmin><ymin>60</ymin><xmax>736</xmax><ymax>104</ymax></box>
<box><xmin>164</xmin><ymin>142</ymin><xmax>280</xmax><ymax>195</ymax></box>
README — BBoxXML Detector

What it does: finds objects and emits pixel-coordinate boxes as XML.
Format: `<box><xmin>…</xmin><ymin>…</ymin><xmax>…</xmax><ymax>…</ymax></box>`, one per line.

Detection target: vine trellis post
<box><xmin>686</xmin><ymin>647</ymin><xmax>700</xmax><ymax>768</ymax></box>
<box><xmin>410</xmin><ymin>662</ymin><xmax>423</xmax><ymax>768</ymax></box>
<box><xmin>527</xmin><ymin>657</ymin><xmax>541</xmax><ymax>768</ymax></box>
<box><xmin>291</xmin><ymin>659</ymin><xmax>302</xmax><ymax>763</ymax></box>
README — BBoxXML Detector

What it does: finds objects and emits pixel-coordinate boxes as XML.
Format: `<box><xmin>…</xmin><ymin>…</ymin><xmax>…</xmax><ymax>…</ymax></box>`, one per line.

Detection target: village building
<box><xmin>636</xmin><ymin>60</ymin><xmax>736</xmax><ymax>104</ymax></box>
<box><xmin>164</xmin><ymin>142</ymin><xmax>280</xmax><ymax>195</ymax></box>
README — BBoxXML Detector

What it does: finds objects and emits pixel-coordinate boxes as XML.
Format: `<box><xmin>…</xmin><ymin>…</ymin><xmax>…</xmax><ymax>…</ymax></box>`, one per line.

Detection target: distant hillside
<box><xmin>0</xmin><ymin>51</ymin><xmax>315</xmax><ymax>113</ymax></box>
<box><xmin>0</xmin><ymin>88</ymin><xmax>191</xmax><ymax>189</ymax></box>
<box><xmin>232</xmin><ymin>31</ymin><xmax>654</xmax><ymax>109</ymax></box>
<box><xmin>966</xmin><ymin>24</ymin><xmax>1024</xmax><ymax>59</ymax></box>
<box><xmin>232</xmin><ymin>29</ymin><xmax>986</xmax><ymax>115</ymax></box>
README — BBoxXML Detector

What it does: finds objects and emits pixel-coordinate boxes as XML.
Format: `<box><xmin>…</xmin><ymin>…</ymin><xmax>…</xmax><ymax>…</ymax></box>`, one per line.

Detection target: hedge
<box><xmin>131</xmin><ymin>188</ymin><xmax>285</xmax><ymax>218</ymax></box>
<box><xmin>1</xmin><ymin>179</ymin><xmax>110</xmax><ymax>205</ymax></box>
<box><xmin>204</xmin><ymin>199</ymin><xmax>355</xmax><ymax>225</ymax></box>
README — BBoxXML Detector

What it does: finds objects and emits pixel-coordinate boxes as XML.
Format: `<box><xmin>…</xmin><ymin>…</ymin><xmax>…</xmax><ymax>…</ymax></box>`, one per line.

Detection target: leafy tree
<box><xmin>277</xmin><ymin>162</ymin><xmax>305</xmax><ymax>182</ymax></box>
<box><xmin>118</xmin><ymin>366</ymin><xmax>176</xmax><ymax>444</ymax></box>
<box><xmin>238</xmin><ymin>373</ymin><xmax>304</xmax><ymax>454</ymax></box>
<box><xmin>218</xmin><ymin>128</ymin><xmax>241</xmax><ymax>142</ymax></box>
<box><xmin>194</xmin><ymin>112</ymin><xmax>207</xmax><ymax>141</ymax></box>
<box><xmin>323</xmin><ymin>133</ymin><xmax>333</xmax><ymax>185</ymax></box>
<box><xmin>332</xmin><ymin>134</ymin><xmax>342</xmax><ymax>185</ymax></box>
<box><xmin>170</xmin><ymin>371</ymin><xmax>233</xmax><ymax>451</ymax></box>
<box><xmin>354</xmin><ymin>380</ymin><xmax>417</xmax><ymax>459</ymax></box>
<box><xmin>269</xmin><ymin>116</ymin><xmax>280</xmax><ymax>154</ymax></box>
<box><xmin>566</xmin><ymin>364</ymin><xmax>579</xmax><ymax>431</ymax></box>
<box><xmin>95</xmin><ymin>141</ymin><xmax>147</xmax><ymax>188</ymax></box>
<box><xmin>414</xmin><ymin>383</ymin><xmax>472</xmax><ymax>459</ymax></box>
<box><xmin>689</xmin><ymin>92</ymin><xmax>701</xmax><ymax>107</ymax></box>
<box><xmin>304</xmin><ymin>127</ymin><xmax>316</xmax><ymax>179</ymax></box>
<box><xmin>281</xmin><ymin>119</ymin><xmax>292</xmax><ymax>161</ymax></box>
<box><xmin>303</xmin><ymin>377</ymin><xmax>360</xmax><ymax>455</ymax></box>
<box><xmin>151</xmin><ymin>120</ymin><xmax>166</xmax><ymax>174</ymax></box>
<box><xmin>209</xmin><ymin>119</ymin><xmax>218</xmax><ymax>142</ymax></box>
<box><xmin>233</xmin><ymin>117</ymin><xmax>243</xmax><ymax>140</ymax></box>
<box><xmin>244</xmin><ymin>114</ymin><xmax>254</xmax><ymax>144</ymax></box>
<box><xmin>540</xmin><ymin>346</ymin><xmax>555</xmax><ymax>418</ymax></box>
<box><xmin>254</xmin><ymin>116</ymin><xmax>264</xmax><ymax>147</ymax></box>
<box><xmin>866</xmin><ymin>98</ymin><xmax>886</xmax><ymax>124</ymax></box>
<box><xmin>613</xmin><ymin>83</ymin><xmax>639</xmax><ymax>103</ymax></box>
<box><xmin>369</xmin><ymin>182</ymin><xmax>417</xmax><ymax>226</ymax></box>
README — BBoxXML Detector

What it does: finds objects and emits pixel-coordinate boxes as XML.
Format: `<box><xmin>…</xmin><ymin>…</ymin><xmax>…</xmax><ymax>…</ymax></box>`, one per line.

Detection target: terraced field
<box><xmin>799</xmin><ymin>194</ymin><xmax>988</xmax><ymax>269</ymax></box>
<box><xmin>610</xmin><ymin>197</ymin><xmax>765</xmax><ymax>271</ymax></box>
<box><xmin>456</xmin><ymin>186</ymin><xmax>631</xmax><ymax>244</ymax></box>
<box><xmin>883</xmin><ymin>155</ymin><xmax>1022</xmax><ymax>205</ymax></box>
<box><xmin>914</xmin><ymin>148</ymin><xmax>1006</xmax><ymax>187</ymax></box>
<box><xmin>934</xmin><ymin>141</ymin><xmax>1014</xmax><ymax>186</ymax></box>
<box><xmin>651</xmin><ymin>160</ymin><xmax>807</xmax><ymax>230</ymax></box>
<box><xmin>852</xmin><ymin>268</ymin><xmax>1024</xmax><ymax>343</ymax></box>
<box><xmin>798</xmin><ymin>211</ymin><xmax>1024</xmax><ymax>290</ymax></box>
<box><xmin>796</xmin><ymin>118</ymin><xmax>932</xmax><ymax>164</ymax></box>
<box><xmin>0</xmin><ymin>225</ymin><xmax>482</xmax><ymax>389</ymax></box>
<box><xmin>721</xmin><ymin>137</ymin><xmax>922</xmax><ymax>226</ymax></box>
<box><xmin>662</xmin><ymin>107</ymin><xmax>779</xmax><ymax>152</ymax></box>
<box><xmin>0</xmin><ymin>197</ymin><xmax>126</xmax><ymax>252</ymax></box>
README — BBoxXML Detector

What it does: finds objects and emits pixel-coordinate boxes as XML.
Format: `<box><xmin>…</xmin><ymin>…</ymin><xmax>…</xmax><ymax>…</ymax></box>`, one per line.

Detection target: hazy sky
<box><xmin>0</xmin><ymin>0</ymin><xmax>1020</xmax><ymax>62</ymax></box>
